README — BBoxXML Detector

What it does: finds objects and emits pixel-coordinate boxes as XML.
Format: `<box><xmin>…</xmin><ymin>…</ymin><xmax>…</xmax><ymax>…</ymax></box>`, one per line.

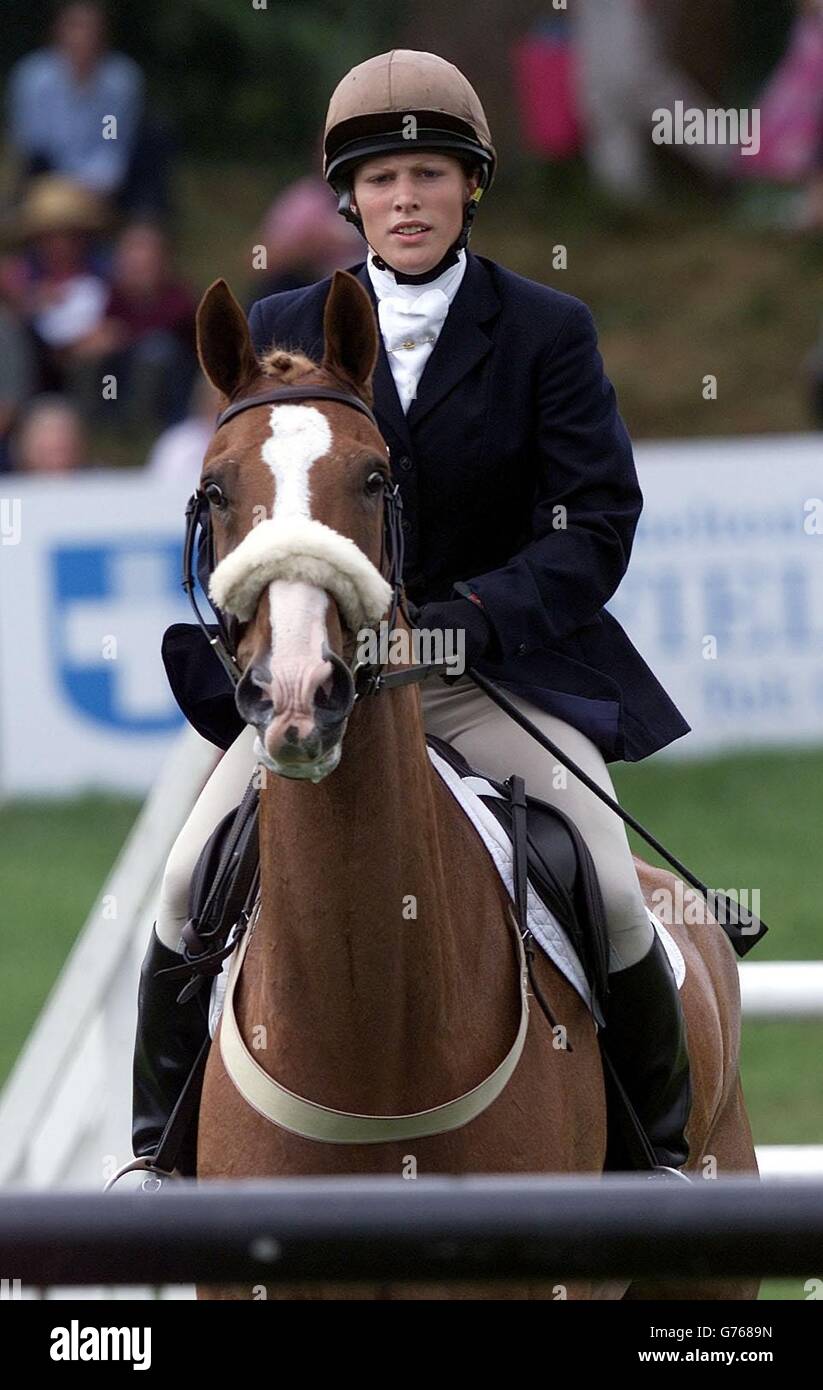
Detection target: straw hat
<box><xmin>2</xmin><ymin>174</ymin><xmax>111</xmax><ymax>247</ymax></box>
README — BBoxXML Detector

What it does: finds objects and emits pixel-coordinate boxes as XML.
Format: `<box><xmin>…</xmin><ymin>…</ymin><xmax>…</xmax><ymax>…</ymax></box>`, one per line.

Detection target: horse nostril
<box><xmin>250</xmin><ymin>664</ymin><xmax>271</xmax><ymax>692</ymax></box>
<box><xmin>315</xmin><ymin>643</ymin><xmax>355</xmax><ymax>726</ymax></box>
<box><xmin>236</xmin><ymin>662</ymin><xmax>273</xmax><ymax>725</ymax></box>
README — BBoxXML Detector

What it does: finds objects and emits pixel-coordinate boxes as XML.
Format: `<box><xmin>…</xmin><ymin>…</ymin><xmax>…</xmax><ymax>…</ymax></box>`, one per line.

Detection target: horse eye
<box><xmin>364</xmin><ymin>470</ymin><xmax>385</xmax><ymax>497</ymax></box>
<box><xmin>204</xmin><ymin>481</ymin><xmax>227</xmax><ymax>508</ymax></box>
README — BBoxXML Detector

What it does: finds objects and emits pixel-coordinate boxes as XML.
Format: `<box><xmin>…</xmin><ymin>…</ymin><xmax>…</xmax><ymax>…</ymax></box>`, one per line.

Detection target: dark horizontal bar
<box><xmin>1</xmin><ymin>1176</ymin><xmax>820</xmax><ymax>1285</ymax></box>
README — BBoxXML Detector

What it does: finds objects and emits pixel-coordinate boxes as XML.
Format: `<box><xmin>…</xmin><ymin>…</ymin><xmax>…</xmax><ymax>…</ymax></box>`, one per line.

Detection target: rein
<box><xmin>182</xmin><ymin>380</ymin><xmax>769</xmax><ymax>952</ymax></box>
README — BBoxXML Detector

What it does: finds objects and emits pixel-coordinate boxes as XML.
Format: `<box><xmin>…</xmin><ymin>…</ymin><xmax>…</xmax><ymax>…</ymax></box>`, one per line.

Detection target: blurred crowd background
<box><xmin>0</xmin><ymin>0</ymin><xmax>822</xmax><ymax>485</ymax></box>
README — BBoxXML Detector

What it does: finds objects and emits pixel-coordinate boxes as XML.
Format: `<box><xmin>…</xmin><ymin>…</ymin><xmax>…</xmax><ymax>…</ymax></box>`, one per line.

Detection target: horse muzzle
<box><xmin>236</xmin><ymin>642</ymin><xmax>354</xmax><ymax>781</ymax></box>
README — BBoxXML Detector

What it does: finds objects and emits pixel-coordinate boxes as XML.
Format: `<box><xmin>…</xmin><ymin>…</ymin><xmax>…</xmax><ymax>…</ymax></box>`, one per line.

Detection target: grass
<box><xmin>0</xmin><ymin>745</ymin><xmax>819</xmax><ymax>1298</ymax></box>
<box><xmin>612</xmin><ymin>745</ymin><xmax>823</xmax><ymax>1145</ymax></box>
<box><xmin>0</xmin><ymin>795</ymin><xmax>141</xmax><ymax>1082</ymax></box>
<box><xmin>478</xmin><ymin>183</ymin><xmax>823</xmax><ymax>442</ymax></box>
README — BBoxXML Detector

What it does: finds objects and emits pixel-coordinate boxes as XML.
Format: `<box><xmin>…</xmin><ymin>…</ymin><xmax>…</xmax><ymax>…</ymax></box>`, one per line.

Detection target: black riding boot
<box><xmin>132</xmin><ymin>924</ymin><xmax>211</xmax><ymax>1176</ymax></box>
<box><xmin>601</xmin><ymin>929</ymin><xmax>692</xmax><ymax>1176</ymax></box>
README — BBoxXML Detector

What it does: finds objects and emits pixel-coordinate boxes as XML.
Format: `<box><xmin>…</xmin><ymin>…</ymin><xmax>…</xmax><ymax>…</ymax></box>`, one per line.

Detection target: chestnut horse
<box><xmin>192</xmin><ymin>272</ymin><xmax>758</xmax><ymax>1300</ymax></box>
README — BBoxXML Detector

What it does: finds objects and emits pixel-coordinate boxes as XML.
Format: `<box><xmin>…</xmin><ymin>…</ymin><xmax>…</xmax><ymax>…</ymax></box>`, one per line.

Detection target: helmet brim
<box><xmin>325</xmin><ymin>127</ymin><xmax>494</xmax><ymax>192</ymax></box>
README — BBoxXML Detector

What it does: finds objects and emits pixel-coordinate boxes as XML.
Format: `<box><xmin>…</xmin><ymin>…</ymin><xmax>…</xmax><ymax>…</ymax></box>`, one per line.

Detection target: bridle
<box><xmin>182</xmin><ymin>383</ymin><xmax>431</xmax><ymax>705</ymax></box>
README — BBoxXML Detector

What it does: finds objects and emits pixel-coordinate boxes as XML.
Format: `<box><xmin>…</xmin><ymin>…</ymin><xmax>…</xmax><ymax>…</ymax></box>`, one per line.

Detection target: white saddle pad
<box><xmin>208</xmin><ymin>747</ymin><xmax>685</xmax><ymax>1038</ymax></box>
<box><xmin>426</xmin><ymin>745</ymin><xmax>686</xmax><ymax>1029</ymax></box>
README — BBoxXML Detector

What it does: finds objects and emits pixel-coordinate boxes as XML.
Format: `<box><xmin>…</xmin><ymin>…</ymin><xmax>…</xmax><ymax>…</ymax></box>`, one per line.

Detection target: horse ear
<box><xmin>196</xmin><ymin>278</ymin><xmax>259</xmax><ymax>398</ymax></box>
<box><xmin>321</xmin><ymin>270</ymin><xmax>379</xmax><ymax>402</ymax></box>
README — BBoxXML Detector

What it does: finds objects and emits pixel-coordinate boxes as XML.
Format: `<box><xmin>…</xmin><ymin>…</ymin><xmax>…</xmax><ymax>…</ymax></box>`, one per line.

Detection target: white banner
<box><xmin>1</xmin><ymin>437</ymin><xmax>822</xmax><ymax>794</ymax></box>
<box><xmin>0</xmin><ymin>473</ymin><xmax>195</xmax><ymax>795</ymax></box>
<box><xmin>609</xmin><ymin>434</ymin><xmax>823</xmax><ymax>757</ymax></box>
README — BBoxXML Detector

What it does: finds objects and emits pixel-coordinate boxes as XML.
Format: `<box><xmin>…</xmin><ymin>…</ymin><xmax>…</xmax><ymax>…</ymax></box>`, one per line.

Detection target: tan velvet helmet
<box><xmin>324</xmin><ymin>49</ymin><xmax>496</xmax><ymax>192</ymax></box>
<box><xmin>323</xmin><ymin>50</ymin><xmax>496</xmax><ymax>269</ymax></box>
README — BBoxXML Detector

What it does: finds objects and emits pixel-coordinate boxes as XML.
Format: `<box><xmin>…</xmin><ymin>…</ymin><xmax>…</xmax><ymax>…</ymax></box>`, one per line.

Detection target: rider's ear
<box><xmin>196</xmin><ymin>279</ymin><xmax>259</xmax><ymax>399</ymax></box>
<box><xmin>322</xmin><ymin>270</ymin><xmax>379</xmax><ymax>404</ymax></box>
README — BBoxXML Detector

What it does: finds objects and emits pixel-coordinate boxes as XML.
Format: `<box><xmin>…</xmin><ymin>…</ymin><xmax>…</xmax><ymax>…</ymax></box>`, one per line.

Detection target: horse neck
<box><xmin>250</xmin><ymin>681</ymin><xmax>497</xmax><ymax>1107</ymax></box>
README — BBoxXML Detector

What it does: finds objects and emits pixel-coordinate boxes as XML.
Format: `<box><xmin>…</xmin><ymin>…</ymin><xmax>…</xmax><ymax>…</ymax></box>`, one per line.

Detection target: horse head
<box><xmin>195</xmin><ymin>271</ymin><xmax>399</xmax><ymax>781</ymax></box>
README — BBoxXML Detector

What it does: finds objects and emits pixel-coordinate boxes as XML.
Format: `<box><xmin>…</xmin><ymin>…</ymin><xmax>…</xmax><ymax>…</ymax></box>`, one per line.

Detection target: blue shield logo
<box><xmin>51</xmin><ymin>539</ymin><xmax>191</xmax><ymax>733</ymax></box>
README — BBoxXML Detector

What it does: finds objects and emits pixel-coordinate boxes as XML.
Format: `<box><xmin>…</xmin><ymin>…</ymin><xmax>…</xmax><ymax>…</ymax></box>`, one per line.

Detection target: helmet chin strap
<box><xmin>371</xmin><ymin>244</ymin><xmax>460</xmax><ymax>285</ymax></box>
<box><xmin>350</xmin><ymin>190</ymin><xmax>481</xmax><ymax>285</ymax></box>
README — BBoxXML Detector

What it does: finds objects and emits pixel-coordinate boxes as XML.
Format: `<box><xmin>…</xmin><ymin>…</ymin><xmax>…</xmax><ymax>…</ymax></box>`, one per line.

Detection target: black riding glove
<box><xmin>414</xmin><ymin>595</ymin><xmax>494</xmax><ymax>682</ymax></box>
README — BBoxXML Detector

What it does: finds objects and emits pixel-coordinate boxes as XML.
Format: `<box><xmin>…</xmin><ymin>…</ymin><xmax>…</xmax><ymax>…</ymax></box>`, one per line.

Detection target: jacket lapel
<box><xmin>406</xmin><ymin>252</ymin><xmax>501</xmax><ymax>426</ymax></box>
<box><xmin>354</xmin><ymin>262</ymin><xmax>414</xmax><ymax>456</ymax></box>
<box><xmin>354</xmin><ymin>251</ymin><xmax>501</xmax><ymax>442</ymax></box>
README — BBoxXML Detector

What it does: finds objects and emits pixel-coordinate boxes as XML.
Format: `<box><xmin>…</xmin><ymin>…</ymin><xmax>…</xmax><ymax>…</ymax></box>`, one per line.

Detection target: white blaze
<box><xmin>263</xmin><ymin>404</ymin><xmax>332</xmax><ymax>678</ymax></box>
<box><xmin>262</xmin><ymin>404</ymin><xmax>332</xmax><ymax>522</ymax></box>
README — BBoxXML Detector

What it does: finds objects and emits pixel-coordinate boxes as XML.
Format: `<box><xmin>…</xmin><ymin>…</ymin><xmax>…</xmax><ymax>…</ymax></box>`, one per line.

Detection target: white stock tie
<box><xmin>377</xmin><ymin>288</ymin><xmax>451</xmax><ymax>412</ymax></box>
<box><xmin>377</xmin><ymin>288</ymin><xmax>451</xmax><ymax>355</ymax></box>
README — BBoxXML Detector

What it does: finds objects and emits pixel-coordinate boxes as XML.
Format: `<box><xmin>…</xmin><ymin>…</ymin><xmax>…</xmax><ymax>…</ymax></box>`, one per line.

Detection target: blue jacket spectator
<box><xmin>6</xmin><ymin>2</ymin><xmax>144</xmax><ymax>200</ymax></box>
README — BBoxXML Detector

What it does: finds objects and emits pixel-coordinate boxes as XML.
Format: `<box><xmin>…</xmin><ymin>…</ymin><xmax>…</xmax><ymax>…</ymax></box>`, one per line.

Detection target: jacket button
<box><xmin>517</xmin><ymin>643</ymin><xmax>527</xmax><ymax>655</ymax></box>
<box><xmin>397</xmin><ymin>455</ymin><xmax>413</xmax><ymax>471</ymax></box>
<box><xmin>401</xmin><ymin>519</ymin><xmax>411</xmax><ymax>534</ymax></box>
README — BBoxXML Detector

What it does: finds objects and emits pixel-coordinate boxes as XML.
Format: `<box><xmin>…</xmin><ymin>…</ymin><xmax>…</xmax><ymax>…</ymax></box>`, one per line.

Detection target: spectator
<box><xmin>247</xmin><ymin>174</ymin><xmax>363</xmax><ymax>305</ymax></box>
<box><xmin>67</xmin><ymin>219</ymin><xmax>198</xmax><ymax>432</ymax></box>
<box><xmin>9</xmin><ymin>393</ymin><xmax>96</xmax><ymax>474</ymax></box>
<box><xmin>145</xmin><ymin>375</ymin><xmax>222</xmax><ymax>496</ymax></box>
<box><xmin>0</xmin><ymin>297</ymin><xmax>37</xmax><ymax>473</ymax></box>
<box><xmin>0</xmin><ymin>174</ymin><xmax>111</xmax><ymax>394</ymax></box>
<box><xmin>6</xmin><ymin>1</ymin><xmax>144</xmax><ymax>207</ymax></box>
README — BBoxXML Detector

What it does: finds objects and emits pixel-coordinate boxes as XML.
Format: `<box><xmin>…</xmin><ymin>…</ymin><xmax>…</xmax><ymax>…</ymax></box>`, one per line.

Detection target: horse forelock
<box><xmin>259</xmin><ymin>347</ymin><xmax>318</xmax><ymax>382</ymax></box>
<box><xmin>221</xmin><ymin>351</ymin><xmax>373</xmax><ymax>419</ymax></box>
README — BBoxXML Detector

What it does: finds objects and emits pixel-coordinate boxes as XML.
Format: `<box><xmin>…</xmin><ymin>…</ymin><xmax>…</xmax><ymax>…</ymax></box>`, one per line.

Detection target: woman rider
<box><xmin>133</xmin><ymin>50</ymin><xmax>694</xmax><ymax>1179</ymax></box>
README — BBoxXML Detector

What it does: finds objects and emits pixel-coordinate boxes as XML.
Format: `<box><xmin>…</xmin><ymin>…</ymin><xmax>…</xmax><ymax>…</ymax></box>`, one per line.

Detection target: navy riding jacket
<box><xmin>163</xmin><ymin>251</ymin><xmax>690</xmax><ymax>763</ymax></box>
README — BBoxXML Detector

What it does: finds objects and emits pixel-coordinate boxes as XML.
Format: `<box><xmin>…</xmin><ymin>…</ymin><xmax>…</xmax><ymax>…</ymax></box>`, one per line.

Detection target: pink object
<box><xmin>512</xmin><ymin>32</ymin><xmax>583</xmax><ymax>160</ymax></box>
<box><xmin>260</xmin><ymin>176</ymin><xmax>363</xmax><ymax>275</ymax></box>
<box><xmin>738</xmin><ymin>13</ymin><xmax>823</xmax><ymax>183</ymax></box>
<box><xmin>262</xmin><ymin>178</ymin><xmax>340</xmax><ymax>243</ymax></box>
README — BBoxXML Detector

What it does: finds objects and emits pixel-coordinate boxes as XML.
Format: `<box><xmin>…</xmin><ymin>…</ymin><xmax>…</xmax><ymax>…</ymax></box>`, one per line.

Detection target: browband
<box><xmin>214</xmin><ymin>386</ymin><xmax>379</xmax><ymax>433</ymax></box>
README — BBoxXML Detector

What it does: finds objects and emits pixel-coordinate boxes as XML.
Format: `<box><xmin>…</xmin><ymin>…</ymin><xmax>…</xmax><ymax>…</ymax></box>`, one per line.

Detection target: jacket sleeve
<box><xmin>457</xmin><ymin>300</ymin><xmax>642</xmax><ymax>660</ymax></box>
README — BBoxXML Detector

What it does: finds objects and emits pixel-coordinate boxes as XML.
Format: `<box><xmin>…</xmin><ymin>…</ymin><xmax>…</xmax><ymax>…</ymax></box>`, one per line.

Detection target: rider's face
<box><xmin>351</xmin><ymin>151</ymin><xmax>478</xmax><ymax>274</ymax></box>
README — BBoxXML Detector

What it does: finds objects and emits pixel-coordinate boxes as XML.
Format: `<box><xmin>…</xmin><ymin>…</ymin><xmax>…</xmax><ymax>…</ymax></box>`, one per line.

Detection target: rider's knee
<box><xmin>158</xmin><ymin>841</ymin><xmax>196</xmax><ymax>923</ymax></box>
<box><xmin>599</xmin><ymin>873</ymin><xmax>651</xmax><ymax>942</ymax></box>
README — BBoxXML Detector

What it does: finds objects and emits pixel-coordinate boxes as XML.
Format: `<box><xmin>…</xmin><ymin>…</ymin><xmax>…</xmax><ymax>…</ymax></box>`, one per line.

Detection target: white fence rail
<box><xmin>739</xmin><ymin>962</ymin><xmax>823</xmax><ymax>1018</ymax></box>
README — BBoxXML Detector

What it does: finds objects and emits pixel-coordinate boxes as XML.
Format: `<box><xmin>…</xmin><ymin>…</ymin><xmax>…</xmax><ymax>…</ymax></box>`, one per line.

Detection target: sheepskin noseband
<box><xmin>208</xmin><ymin>516</ymin><xmax>393</xmax><ymax>632</ymax></box>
